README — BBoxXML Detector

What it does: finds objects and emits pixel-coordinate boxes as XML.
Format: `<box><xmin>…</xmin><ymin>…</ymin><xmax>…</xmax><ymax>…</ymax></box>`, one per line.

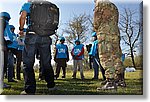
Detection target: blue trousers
<box><xmin>93</xmin><ymin>57</ymin><xmax>99</xmax><ymax>79</ymax></box>
<box><xmin>93</xmin><ymin>57</ymin><xmax>106</xmax><ymax>80</ymax></box>
<box><xmin>23</xmin><ymin>34</ymin><xmax>55</xmax><ymax>94</ymax></box>
<box><xmin>7</xmin><ymin>51</ymin><xmax>14</xmax><ymax>81</ymax></box>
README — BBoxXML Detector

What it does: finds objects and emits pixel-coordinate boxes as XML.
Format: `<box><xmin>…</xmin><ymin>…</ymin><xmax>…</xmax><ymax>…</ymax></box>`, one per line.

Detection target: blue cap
<box><xmin>59</xmin><ymin>37</ymin><xmax>65</xmax><ymax>41</ymax></box>
<box><xmin>75</xmin><ymin>39</ymin><xmax>80</xmax><ymax>43</ymax></box>
<box><xmin>0</xmin><ymin>12</ymin><xmax>11</xmax><ymax>20</ymax></box>
<box><xmin>9</xmin><ymin>25</ymin><xmax>15</xmax><ymax>29</ymax></box>
<box><xmin>92</xmin><ymin>32</ymin><xmax>97</xmax><ymax>37</ymax></box>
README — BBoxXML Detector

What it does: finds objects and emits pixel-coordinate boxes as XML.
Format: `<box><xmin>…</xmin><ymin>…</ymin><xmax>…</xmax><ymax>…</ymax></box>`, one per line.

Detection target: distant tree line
<box><xmin>123</xmin><ymin>55</ymin><xmax>143</xmax><ymax>69</ymax></box>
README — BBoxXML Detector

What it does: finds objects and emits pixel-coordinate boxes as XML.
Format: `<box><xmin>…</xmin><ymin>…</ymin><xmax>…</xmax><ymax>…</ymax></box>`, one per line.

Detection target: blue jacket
<box><xmin>89</xmin><ymin>40</ymin><xmax>99</xmax><ymax>57</ymax></box>
<box><xmin>71</xmin><ymin>44</ymin><xmax>84</xmax><ymax>60</ymax></box>
<box><xmin>56</xmin><ymin>44</ymin><xmax>68</xmax><ymax>59</ymax></box>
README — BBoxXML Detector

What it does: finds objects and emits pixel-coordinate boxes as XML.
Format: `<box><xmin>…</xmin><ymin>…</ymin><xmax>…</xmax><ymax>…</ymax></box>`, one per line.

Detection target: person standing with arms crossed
<box><xmin>71</xmin><ymin>39</ymin><xmax>85</xmax><ymax>80</ymax></box>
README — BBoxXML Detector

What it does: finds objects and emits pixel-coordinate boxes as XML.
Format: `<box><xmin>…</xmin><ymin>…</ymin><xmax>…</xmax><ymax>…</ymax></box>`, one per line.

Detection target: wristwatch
<box><xmin>19</xmin><ymin>27</ymin><xmax>24</xmax><ymax>31</ymax></box>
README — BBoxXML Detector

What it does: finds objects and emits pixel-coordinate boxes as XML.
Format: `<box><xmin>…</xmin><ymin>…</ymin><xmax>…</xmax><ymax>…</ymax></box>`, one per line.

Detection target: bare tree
<box><xmin>52</xmin><ymin>21</ymin><xmax>64</xmax><ymax>46</ymax></box>
<box><xmin>62</xmin><ymin>13</ymin><xmax>92</xmax><ymax>69</ymax></box>
<box><xmin>63</xmin><ymin>13</ymin><xmax>92</xmax><ymax>46</ymax></box>
<box><xmin>119</xmin><ymin>8</ymin><xmax>142</xmax><ymax>69</ymax></box>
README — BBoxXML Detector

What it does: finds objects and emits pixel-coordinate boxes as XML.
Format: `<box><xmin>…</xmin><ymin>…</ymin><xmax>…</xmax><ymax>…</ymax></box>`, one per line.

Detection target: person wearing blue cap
<box><xmin>0</xmin><ymin>12</ymin><xmax>12</xmax><ymax>89</ymax></box>
<box><xmin>89</xmin><ymin>32</ymin><xmax>106</xmax><ymax>80</ymax></box>
<box><xmin>54</xmin><ymin>37</ymin><xmax>69</xmax><ymax>79</ymax></box>
<box><xmin>71</xmin><ymin>39</ymin><xmax>85</xmax><ymax>80</ymax></box>
<box><xmin>7</xmin><ymin>25</ymin><xmax>18</xmax><ymax>82</ymax></box>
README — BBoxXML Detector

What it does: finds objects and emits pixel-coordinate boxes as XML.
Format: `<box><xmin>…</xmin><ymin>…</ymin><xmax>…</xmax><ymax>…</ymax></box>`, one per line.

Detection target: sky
<box><xmin>0</xmin><ymin>0</ymin><xmax>143</xmax><ymax>57</ymax></box>
<box><xmin>0</xmin><ymin>0</ymin><xmax>142</xmax><ymax>31</ymax></box>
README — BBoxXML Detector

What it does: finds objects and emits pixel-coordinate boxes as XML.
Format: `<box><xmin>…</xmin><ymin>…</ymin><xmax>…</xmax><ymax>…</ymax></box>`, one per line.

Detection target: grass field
<box><xmin>1</xmin><ymin>69</ymin><xmax>143</xmax><ymax>95</ymax></box>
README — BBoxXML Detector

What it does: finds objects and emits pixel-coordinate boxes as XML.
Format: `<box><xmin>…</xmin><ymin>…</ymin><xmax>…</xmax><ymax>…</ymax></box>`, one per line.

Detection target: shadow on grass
<box><xmin>2</xmin><ymin>78</ymin><xmax>143</xmax><ymax>95</ymax></box>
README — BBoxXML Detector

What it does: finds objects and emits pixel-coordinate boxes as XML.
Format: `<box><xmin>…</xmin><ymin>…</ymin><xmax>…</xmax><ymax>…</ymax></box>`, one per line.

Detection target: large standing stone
<box><xmin>94</xmin><ymin>0</ymin><xmax>124</xmax><ymax>81</ymax></box>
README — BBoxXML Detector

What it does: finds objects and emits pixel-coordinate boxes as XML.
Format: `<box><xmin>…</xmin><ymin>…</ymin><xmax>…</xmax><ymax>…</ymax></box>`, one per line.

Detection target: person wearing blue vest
<box><xmin>89</xmin><ymin>32</ymin><xmax>106</xmax><ymax>80</ymax></box>
<box><xmin>7</xmin><ymin>25</ymin><xmax>18</xmax><ymax>83</ymax></box>
<box><xmin>54</xmin><ymin>37</ymin><xmax>69</xmax><ymax>79</ymax></box>
<box><xmin>0</xmin><ymin>12</ymin><xmax>11</xmax><ymax>89</ymax></box>
<box><xmin>16</xmin><ymin>29</ymin><xmax>25</xmax><ymax>80</ymax></box>
<box><xmin>19</xmin><ymin>0</ymin><xmax>56</xmax><ymax>94</ymax></box>
<box><xmin>71</xmin><ymin>39</ymin><xmax>85</xmax><ymax>80</ymax></box>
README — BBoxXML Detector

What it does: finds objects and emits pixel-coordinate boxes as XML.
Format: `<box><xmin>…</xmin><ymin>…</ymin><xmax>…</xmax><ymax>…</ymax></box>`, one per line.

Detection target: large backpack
<box><xmin>30</xmin><ymin>1</ymin><xmax>59</xmax><ymax>36</ymax></box>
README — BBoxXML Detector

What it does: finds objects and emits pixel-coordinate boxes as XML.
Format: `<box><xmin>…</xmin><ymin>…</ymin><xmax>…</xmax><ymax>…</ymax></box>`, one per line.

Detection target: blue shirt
<box><xmin>56</xmin><ymin>44</ymin><xmax>68</xmax><ymax>59</ymax></box>
<box><xmin>89</xmin><ymin>40</ymin><xmax>99</xmax><ymax>57</ymax></box>
<box><xmin>20</xmin><ymin>2</ymin><xmax>31</xmax><ymax>28</ymax></box>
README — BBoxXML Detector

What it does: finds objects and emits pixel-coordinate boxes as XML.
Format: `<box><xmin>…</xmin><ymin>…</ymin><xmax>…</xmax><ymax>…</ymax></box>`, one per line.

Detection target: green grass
<box><xmin>1</xmin><ymin>70</ymin><xmax>143</xmax><ymax>95</ymax></box>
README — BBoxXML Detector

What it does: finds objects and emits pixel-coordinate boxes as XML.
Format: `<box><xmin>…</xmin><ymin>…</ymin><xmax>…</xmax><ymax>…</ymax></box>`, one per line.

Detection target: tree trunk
<box><xmin>130</xmin><ymin>47</ymin><xmax>136</xmax><ymax>69</ymax></box>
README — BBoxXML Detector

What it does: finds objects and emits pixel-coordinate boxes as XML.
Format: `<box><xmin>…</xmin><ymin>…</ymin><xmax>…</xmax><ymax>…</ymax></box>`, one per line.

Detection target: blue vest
<box><xmin>89</xmin><ymin>40</ymin><xmax>98</xmax><ymax>57</ymax></box>
<box><xmin>17</xmin><ymin>36</ymin><xmax>25</xmax><ymax>51</ymax></box>
<box><xmin>7</xmin><ymin>32</ymin><xmax>18</xmax><ymax>49</ymax></box>
<box><xmin>122</xmin><ymin>54</ymin><xmax>125</xmax><ymax>62</ymax></box>
<box><xmin>4</xmin><ymin>24</ymin><xmax>13</xmax><ymax>43</ymax></box>
<box><xmin>73</xmin><ymin>44</ymin><xmax>84</xmax><ymax>59</ymax></box>
<box><xmin>56</xmin><ymin>44</ymin><xmax>68</xmax><ymax>58</ymax></box>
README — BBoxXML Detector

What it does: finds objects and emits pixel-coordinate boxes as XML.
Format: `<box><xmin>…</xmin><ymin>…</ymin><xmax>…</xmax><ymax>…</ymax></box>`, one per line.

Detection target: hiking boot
<box><xmin>48</xmin><ymin>87</ymin><xmax>57</xmax><ymax>91</ymax></box>
<box><xmin>62</xmin><ymin>76</ymin><xmax>65</xmax><ymax>79</ymax></box>
<box><xmin>72</xmin><ymin>74</ymin><xmax>76</xmax><ymax>79</ymax></box>
<box><xmin>97</xmin><ymin>81</ymin><xmax>117</xmax><ymax>90</ymax></box>
<box><xmin>8</xmin><ymin>79</ymin><xmax>18</xmax><ymax>83</ymax></box>
<box><xmin>54</xmin><ymin>75</ymin><xmax>58</xmax><ymax>80</ymax></box>
<box><xmin>81</xmin><ymin>77</ymin><xmax>85</xmax><ymax>80</ymax></box>
<box><xmin>117</xmin><ymin>81</ymin><xmax>126</xmax><ymax>87</ymax></box>
<box><xmin>20</xmin><ymin>91</ymin><xmax>28</xmax><ymax>95</ymax></box>
<box><xmin>72</xmin><ymin>77</ymin><xmax>76</xmax><ymax>80</ymax></box>
<box><xmin>39</xmin><ymin>77</ymin><xmax>45</xmax><ymax>81</ymax></box>
<box><xmin>3</xmin><ymin>83</ymin><xmax>11</xmax><ymax>89</ymax></box>
<box><xmin>20</xmin><ymin>90</ymin><xmax>35</xmax><ymax>95</ymax></box>
<box><xmin>92</xmin><ymin>77</ymin><xmax>98</xmax><ymax>80</ymax></box>
<box><xmin>39</xmin><ymin>75</ymin><xmax>45</xmax><ymax>81</ymax></box>
<box><xmin>101</xmin><ymin>80</ymin><xmax>107</xmax><ymax>85</ymax></box>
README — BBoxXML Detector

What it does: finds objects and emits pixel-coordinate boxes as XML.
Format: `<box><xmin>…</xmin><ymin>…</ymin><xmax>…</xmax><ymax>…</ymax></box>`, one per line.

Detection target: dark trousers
<box><xmin>93</xmin><ymin>57</ymin><xmax>99</xmax><ymax>79</ymax></box>
<box><xmin>23</xmin><ymin>34</ymin><xmax>55</xmax><ymax>94</ymax></box>
<box><xmin>4</xmin><ymin>50</ymin><xmax>8</xmax><ymax>77</ymax></box>
<box><xmin>7</xmin><ymin>48</ymin><xmax>20</xmax><ymax>81</ymax></box>
<box><xmin>55</xmin><ymin>66</ymin><xmax>66</xmax><ymax>78</ymax></box>
<box><xmin>93</xmin><ymin>56</ymin><xmax>106</xmax><ymax>80</ymax></box>
<box><xmin>55</xmin><ymin>59</ymin><xmax>67</xmax><ymax>78</ymax></box>
<box><xmin>7</xmin><ymin>51</ymin><xmax>14</xmax><ymax>81</ymax></box>
<box><xmin>16</xmin><ymin>50</ymin><xmax>22</xmax><ymax>80</ymax></box>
